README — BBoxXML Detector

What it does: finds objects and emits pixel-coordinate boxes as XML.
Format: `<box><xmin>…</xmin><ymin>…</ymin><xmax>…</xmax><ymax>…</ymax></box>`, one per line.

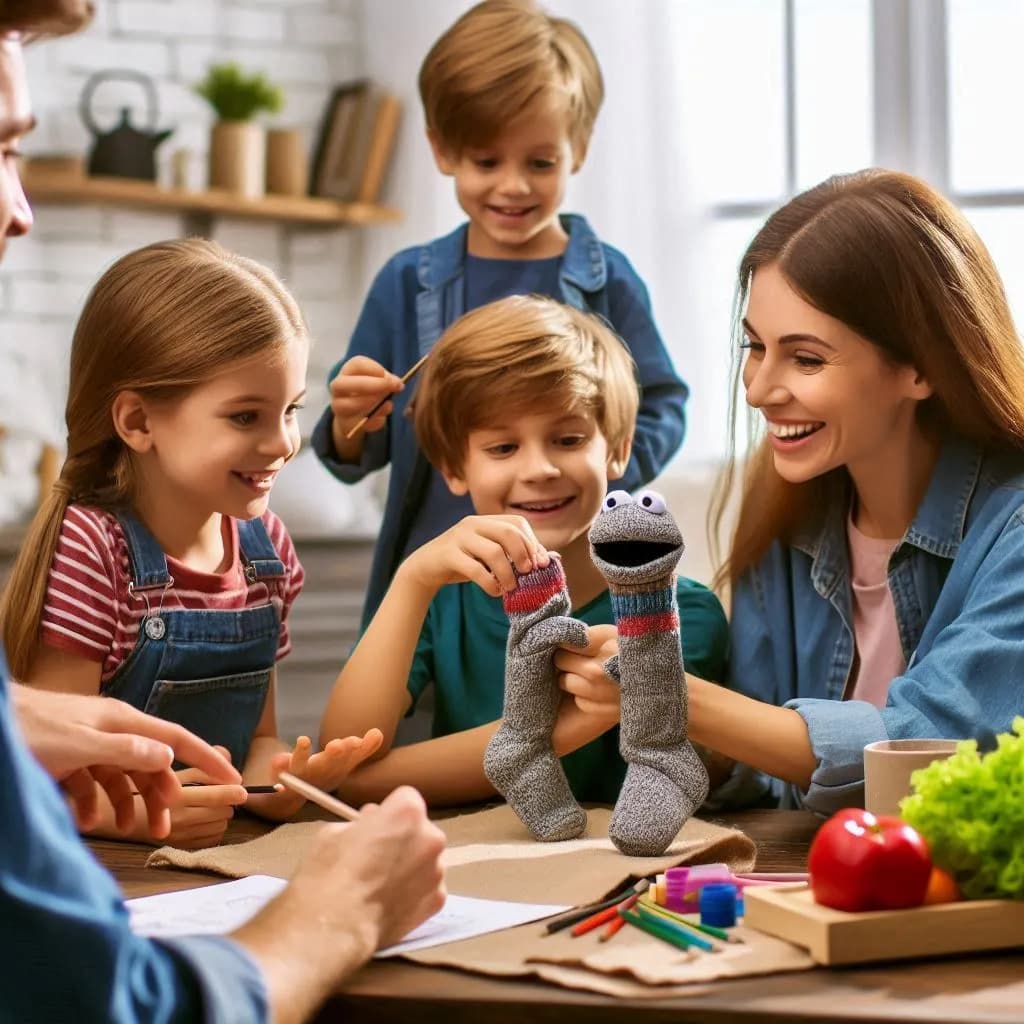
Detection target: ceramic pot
<box><xmin>209</xmin><ymin>120</ymin><xmax>265</xmax><ymax>198</ymax></box>
<box><xmin>266</xmin><ymin>128</ymin><xmax>308</xmax><ymax>196</ymax></box>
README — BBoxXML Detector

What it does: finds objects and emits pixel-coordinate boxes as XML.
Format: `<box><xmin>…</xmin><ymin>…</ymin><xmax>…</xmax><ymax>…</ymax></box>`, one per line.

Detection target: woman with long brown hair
<box><xmin>694</xmin><ymin>168</ymin><xmax>1024</xmax><ymax>812</ymax></box>
<box><xmin>560</xmin><ymin>168</ymin><xmax>1024</xmax><ymax>814</ymax></box>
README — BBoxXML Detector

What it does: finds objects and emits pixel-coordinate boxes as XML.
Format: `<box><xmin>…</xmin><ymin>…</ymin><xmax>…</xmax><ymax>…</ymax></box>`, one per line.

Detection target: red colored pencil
<box><xmin>598</xmin><ymin>890</ymin><xmax>643</xmax><ymax>941</ymax></box>
<box><xmin>600</xmin><ymin>915</ymin><xmax>627</xmax><ymax>942</ymax></box>
<box><xmin>570</xmin><ymin>902</ymin><xmax>621</xmax><ymax>936</ymax></box>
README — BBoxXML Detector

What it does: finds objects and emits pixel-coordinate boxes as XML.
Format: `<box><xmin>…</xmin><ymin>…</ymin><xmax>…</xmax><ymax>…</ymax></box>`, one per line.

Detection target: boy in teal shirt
<box><xmin>311</xmin><ymin>0</ymin><xmax>688</xmax><ymax>627</ymax></box>
<box><xmin>320</xmin><ymin>296</ymin><xmax>727</xmax><ymax>806</ymax></box>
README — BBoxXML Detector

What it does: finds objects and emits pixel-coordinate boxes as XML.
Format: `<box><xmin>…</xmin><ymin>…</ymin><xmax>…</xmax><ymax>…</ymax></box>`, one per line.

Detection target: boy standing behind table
<box><xmin>312</xmin><ymin>0</ymin><xmax>689</xmax><ymax>626</ymax></box>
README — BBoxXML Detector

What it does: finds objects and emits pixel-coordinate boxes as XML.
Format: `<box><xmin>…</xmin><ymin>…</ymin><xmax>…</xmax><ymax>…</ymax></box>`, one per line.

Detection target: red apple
<box><xmin>808</xmin><ymin>808</ymin><xmax>932</xmax><ymax>912</ymax></box>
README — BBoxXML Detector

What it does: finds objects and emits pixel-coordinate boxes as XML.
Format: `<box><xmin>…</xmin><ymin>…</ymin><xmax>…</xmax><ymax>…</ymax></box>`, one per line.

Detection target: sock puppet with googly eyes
<box><xmin>589</xmin><ymin>488</ymin><xmax>709</xmax><ymax>855</ymax></box>
<box><xmin>484</xmin><ymin>488</ymin><xmax>708</xmax><ymax>854</ymax></box>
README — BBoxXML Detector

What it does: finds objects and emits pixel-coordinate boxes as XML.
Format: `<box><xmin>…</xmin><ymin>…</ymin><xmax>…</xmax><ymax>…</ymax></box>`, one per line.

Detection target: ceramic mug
<box><xmin>863</xmin><ymin>739</ymin><xmax>960</xmax><ymax>818</ymax></box>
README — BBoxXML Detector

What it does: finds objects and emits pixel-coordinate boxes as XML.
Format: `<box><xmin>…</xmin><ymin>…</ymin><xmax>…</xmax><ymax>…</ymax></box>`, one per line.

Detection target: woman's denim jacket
<box><xmin>722</xmin><ymin>434</ymin><xmax>1024</xmax><ymax>815</ymax></box>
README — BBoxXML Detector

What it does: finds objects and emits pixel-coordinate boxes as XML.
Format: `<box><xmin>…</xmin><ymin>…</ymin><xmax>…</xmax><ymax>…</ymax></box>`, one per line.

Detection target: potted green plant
<box><xmin>195</xmin><ymin>62</ymin><xmax>283</xmax><ymax>199</ymax></box>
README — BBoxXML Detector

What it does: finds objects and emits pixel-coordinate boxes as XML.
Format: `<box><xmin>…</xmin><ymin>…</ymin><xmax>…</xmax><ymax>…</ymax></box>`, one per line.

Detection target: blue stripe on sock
<box><xmin>610</xmin><ymin>587</ymin><xmax>676</xmax><ymax>621</ymax></box>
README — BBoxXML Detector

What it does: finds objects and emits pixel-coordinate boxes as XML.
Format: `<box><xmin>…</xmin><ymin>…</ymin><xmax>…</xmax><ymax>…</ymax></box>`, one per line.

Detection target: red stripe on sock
<box><xmin>503</xmin><ymin>570</ymin><xmax>565</xmax><ymax>614</ymax></box>
<box><xmin>617</xmin><ymin>611</ymin><xmax>679</xmax><ymax>637</ymax></box>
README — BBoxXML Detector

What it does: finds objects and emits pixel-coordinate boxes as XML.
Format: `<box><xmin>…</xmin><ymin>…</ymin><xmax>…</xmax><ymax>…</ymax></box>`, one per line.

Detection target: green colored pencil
<box><xmin>637</xmin><ymin>895</ymin><xmax>739</xmax><ymax>943</ymax></box>
<box><xmin>619</xmin><ymin>909</ymin><xmax>697</xmax><ymax>953</ymax></box>
<box><xmin>634</xmin><ymin>903</ymin><xmax>716</xmax><ymax>951</ymax></box>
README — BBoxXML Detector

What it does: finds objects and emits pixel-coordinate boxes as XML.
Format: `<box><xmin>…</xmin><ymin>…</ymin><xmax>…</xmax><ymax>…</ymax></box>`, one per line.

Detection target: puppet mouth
<box><xmin>592</xmin><ymin>540</ymin><xmax>679</xmax><ymax>568</ymax></box>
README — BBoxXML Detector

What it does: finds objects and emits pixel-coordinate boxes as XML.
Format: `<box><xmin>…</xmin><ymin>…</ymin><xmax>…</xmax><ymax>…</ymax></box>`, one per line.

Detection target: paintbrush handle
<box><xmin>344</xmin><ymin>353</ymin><xmax>430</xmax><ymax>439</ymax></box>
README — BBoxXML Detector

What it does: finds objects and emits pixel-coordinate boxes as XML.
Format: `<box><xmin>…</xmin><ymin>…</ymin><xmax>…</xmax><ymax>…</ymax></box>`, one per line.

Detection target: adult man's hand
<box><xmin>11</xmin><ymin>684</ymin><xmax>240</xmax><ymax>834</ymax></box>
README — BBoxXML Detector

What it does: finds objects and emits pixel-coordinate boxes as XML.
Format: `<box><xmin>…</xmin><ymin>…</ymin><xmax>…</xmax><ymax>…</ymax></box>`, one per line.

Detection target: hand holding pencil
<box><xmin>252</xmin><ymin>730</ymin><xmax>384</xmax><ymax>821</ymax></box>
<box><xmin>329</xmin><ymin>354</ymin><xmax>416</xmax><ymax>454</ymax></box>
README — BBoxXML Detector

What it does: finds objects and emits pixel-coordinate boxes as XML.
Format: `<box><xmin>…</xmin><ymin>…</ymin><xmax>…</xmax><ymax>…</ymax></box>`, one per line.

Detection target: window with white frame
<box><xmin>947</xmin><ymin>0</ymin><xmax>1024</xmax><ymax>317</ymax></box>
<box><xmin>670</xmin><ymin>0</ymin><xmax>1022</xmax><ymax>464</ymax></box>
<box><xmin>670</xmin><ymin>0</ymin><xmax>873</xmax><ymax>461</ymax></box>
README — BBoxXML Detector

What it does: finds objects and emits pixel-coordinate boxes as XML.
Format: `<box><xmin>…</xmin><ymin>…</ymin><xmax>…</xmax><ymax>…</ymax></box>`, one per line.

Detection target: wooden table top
<box><xmin>91</xmin><ymin>808</ymin><xmax>1024</xmax><ymax>1024</ymax></box>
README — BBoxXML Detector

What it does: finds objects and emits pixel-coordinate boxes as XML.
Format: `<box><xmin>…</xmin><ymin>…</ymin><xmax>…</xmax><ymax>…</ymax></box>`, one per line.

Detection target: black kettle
<box><xmin>80</xmin><ymin>70</ymin><xmax>174</xmax><ymax>181</ymax></box>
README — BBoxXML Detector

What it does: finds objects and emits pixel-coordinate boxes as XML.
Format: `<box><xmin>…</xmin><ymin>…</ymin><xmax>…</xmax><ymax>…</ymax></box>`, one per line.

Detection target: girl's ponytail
<box><xmin>1</xmin><ymin>482</ymin><xmax>72</xmax><ymax>681</ymax></box>
<box><xmin>0</xmin><ymin>237</ymin><xmax>306</xmax><ymax>681</ymax></box>
<box><xmin>0</xmin><ymin>443</ymin><xmax>132</xmax><ymax>680</ymax></box>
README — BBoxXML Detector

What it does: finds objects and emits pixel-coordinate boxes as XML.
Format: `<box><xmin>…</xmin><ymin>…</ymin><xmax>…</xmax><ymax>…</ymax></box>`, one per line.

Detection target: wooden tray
<box><xmin>743</xmin><ymin>883</ymin><xmax>1024</xmax><ymax>965</ymax></box>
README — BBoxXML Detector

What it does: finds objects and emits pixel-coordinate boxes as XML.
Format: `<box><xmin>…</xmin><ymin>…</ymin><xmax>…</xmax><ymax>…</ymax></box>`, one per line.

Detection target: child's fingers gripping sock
<box><xmin>483</xmin><ymin>556</ymin><xmax>588</xmax><ymax>842</ymax></box>
<box><xmin>590</xmin><ymin>490</ymin><xmax>710</xmax><ymax>857</ymax></box>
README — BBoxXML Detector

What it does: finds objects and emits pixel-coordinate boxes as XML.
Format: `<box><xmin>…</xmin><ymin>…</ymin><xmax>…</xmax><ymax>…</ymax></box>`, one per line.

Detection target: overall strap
<box><xmin>116</xmin><ymin>510</ymin><xmax>172</xmax><ymax>590</ymax></box>
<box><xmin>237</xmin><ymin>517</ymin><xmax>286</xmax><ymax>582</ymax></box>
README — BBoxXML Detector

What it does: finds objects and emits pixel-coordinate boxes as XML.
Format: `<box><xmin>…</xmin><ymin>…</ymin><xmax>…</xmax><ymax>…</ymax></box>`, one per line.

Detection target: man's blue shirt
<box><xmin>0</xmin><ymin>670</ymin><xmax>267</xmax><ymax>1023</ymax></box>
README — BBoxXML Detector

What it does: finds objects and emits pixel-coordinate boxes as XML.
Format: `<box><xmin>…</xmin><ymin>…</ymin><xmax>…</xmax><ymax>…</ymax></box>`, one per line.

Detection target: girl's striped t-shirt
<box><xmin>40</xmin><ymin>504</ymin><xmax>304</xmax><ymax>682</ymax></box>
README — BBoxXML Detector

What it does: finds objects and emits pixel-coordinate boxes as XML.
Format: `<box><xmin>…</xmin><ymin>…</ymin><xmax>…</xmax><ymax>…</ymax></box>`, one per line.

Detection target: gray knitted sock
<box><xmin>483</xmin><ymin>556</ymin><xmax>589</xmax><ymax>841</ymax></box>
<box><xmin>589</xmin><ymin>490</ymin><xmax>710</xmax><ymax>856</ymax></box>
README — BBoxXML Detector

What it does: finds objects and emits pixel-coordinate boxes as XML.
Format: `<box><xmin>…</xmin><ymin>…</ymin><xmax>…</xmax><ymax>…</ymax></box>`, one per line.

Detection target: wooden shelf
<box><xmin>22</xmin><ymin>165</ymin><xmax>401</xmax><ymax>228</ymax></box>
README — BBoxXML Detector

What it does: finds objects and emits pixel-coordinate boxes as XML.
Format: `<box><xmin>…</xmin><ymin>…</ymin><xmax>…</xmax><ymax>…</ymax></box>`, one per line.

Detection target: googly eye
<box><xmin>636</xmin><ymin>490</ymin><xmax>667</xmax><ymax>514</ymax></box>
<box><xmin>603</xmin><ymin>489</ymin><xmax>634</xmax><ymax>512</ymax></box>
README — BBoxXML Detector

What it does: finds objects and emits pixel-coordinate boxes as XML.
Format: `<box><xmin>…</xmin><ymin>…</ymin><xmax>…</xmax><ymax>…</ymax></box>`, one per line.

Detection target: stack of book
<box><xmin>310</xmin><ymin>80</ymin><xmax>402</xmax><ymax>205</ymax></box>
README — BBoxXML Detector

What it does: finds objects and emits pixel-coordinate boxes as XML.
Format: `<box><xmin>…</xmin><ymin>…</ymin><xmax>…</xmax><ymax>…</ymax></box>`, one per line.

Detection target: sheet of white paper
<box><xmin>376</xmin><ymin>893</ymin><xmax>571</xmax><ymax>957</ymax></box>
<box><xmin>126</xmin><ymin>875</ymin><xmax>570</xmax><ymax>956</ymax></box>
<box><xmin>127</xmin><ymin>875</ymin><xmax>287</xmax><ymax>938</ymax></box>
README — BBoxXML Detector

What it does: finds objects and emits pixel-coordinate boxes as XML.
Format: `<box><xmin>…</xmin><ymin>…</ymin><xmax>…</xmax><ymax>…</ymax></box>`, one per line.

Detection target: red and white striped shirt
<box><xmin>41</xmin><ymin>505</ymin><xmax>304</xmax><ymax>682</ymax></box>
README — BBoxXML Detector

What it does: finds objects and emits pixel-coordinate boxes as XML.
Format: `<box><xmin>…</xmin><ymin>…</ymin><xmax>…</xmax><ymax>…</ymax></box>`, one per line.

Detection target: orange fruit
<box><xmin>923</xmin><ymin>866</ymin><xmax>961</xmax><ymax>905</ymax></box>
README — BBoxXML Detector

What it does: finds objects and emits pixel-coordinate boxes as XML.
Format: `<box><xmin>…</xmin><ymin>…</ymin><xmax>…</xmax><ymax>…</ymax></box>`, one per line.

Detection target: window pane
<box><xmin>964</xmin><ymin>206</ymin><xmax>1024</xmax><ymax>331</ymax></box>
<box><xmin>948</xmin><ymin>0</ymin><xmax>1024</xmax><ymax>194</ymax></box>
<box><xmin>794</xmin><ymin>0</ymin><xmax>873</xmax><ymax>190</ymax></box>
<box><xmin>680</xmin><ymin>216</ymin><xmax>766</xmax><ymax>464</ymax></box>
<box><xmin>675</xmin><ymin>0</ymin><xmax>786</xmax><ymax>205</ymax></box>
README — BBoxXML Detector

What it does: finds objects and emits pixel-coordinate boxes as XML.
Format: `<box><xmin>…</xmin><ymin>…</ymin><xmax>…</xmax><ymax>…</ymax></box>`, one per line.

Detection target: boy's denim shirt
<box><xmin>312</xmin><ymin>214</ymin><xmax>688</xmax><ymax>625</ymax></box>
<box><xmin>721</xmin><ymin>433</ymin><xmax>1024</xmax><ymax>816</ymax></box>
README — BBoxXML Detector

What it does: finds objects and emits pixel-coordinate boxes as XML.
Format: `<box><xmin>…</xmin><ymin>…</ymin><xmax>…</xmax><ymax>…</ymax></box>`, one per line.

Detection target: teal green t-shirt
<box><xmin>406</xmin><ymin>578</ymin><xmax>729</xmax><ymax>803</ymax></box>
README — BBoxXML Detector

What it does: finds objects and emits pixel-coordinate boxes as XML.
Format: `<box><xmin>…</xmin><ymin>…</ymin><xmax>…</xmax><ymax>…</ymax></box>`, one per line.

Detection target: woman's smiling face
<box><xmin>741</xmin><ymin>262</ymin><xmax>930</xmax><ymax>485</ymax></box>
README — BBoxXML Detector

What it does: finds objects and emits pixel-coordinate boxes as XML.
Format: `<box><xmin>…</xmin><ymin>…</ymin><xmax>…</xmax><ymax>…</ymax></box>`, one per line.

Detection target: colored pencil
<box><xmin>571</xmin><ymin>885</ymin><xmax>647</xmax><ymax>938</ymax></box>
<box><xmin>276</xmin><ymin>771</ymin><xmax>361</xmax><ymax>821</ymax></box>
<box><xmin>598</xmin><ymin>890</ymin><xmax>643</xmax><ymax>942</ymax></box>
<box><xmin>543</xmin><ymin>878</ymin><xmax>648</xmax><ymax>935</ymax></box>
<box><xmin>619</xmin><ymin>908</ymin><xmax>696</xmax><ymax>953</ymax></box>
<box><xmin>599</xmin><ymin>912</ymin><xmax>628</xmax><ymax>942</ymax></box>
<box><xmin>543</xmin><ymin>891</ymin><xmax>633</xmax><ymax>935</ymax></box>
<box><xmin>570</xmin><ymin>903</ymin><xmax>622</xmax><ymax>937</ymax></box>
<box><xmin>634</xmin><ymin>902</ymin><xmax>716</xmax><ymax>951</ymax></box>
<box><xmin>344</xmin><ymin>353</ymin><xmax>430</xmax><ymax>439</ymax></box>
<box><xmin>637</xmin><ymin>895</ymin><xmax>741</xmax><ymax>943</ymax></box>
<box><xmin>182</xmin><ymin>783</ymin><xmax>281</xmax><ymax>795</ymax></box>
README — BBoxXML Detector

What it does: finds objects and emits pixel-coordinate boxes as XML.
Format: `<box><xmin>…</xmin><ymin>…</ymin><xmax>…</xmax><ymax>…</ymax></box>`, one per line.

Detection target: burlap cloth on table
<box><xmin>148</xmin><ymin>804</ymin><xmax>814</xmax><ymax>996</ymax></box>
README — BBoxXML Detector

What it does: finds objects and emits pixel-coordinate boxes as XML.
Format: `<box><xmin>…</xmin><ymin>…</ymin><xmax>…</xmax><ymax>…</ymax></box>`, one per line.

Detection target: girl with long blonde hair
<box><xmin>1</xmin><ymin>239</ymin><xmax>380</xmax><ymax>847</ymax></box>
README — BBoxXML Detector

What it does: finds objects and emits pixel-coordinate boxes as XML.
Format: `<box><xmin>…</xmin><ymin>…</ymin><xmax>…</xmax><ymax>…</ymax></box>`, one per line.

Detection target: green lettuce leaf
<box><xmin>900</xmin><ymin>717</ymin><xmax>1024</xmax><ymax>900</ymax></box>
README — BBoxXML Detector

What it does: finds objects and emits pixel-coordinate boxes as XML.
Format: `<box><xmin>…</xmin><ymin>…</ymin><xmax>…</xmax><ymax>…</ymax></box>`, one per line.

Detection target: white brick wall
<box><xmin>0</xmin><ymin>0</ymin><xmax>372</xmax><ymax>527</ymax></box>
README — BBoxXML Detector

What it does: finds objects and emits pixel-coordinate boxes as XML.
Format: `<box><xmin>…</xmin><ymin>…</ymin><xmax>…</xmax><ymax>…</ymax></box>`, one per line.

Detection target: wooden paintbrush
<box><xmin>344</xmin><ymin>352</ymin><xmax>430</xmax><ymax>439</ymax></box>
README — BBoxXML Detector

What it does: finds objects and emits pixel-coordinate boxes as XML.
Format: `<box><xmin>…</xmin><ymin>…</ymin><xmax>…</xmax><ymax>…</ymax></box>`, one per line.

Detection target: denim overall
<box><xmin>101</xmin><ymin>511</ymin><xmax>285</xmax><ymax>769</ymax></box>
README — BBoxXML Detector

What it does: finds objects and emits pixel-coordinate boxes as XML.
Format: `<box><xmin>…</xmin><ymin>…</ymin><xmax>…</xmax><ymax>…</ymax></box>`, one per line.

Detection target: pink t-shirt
<box><xmin>846</xmin><ymin>515</ymin><xmax>905</xmax><ymax>707</ymax></box>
